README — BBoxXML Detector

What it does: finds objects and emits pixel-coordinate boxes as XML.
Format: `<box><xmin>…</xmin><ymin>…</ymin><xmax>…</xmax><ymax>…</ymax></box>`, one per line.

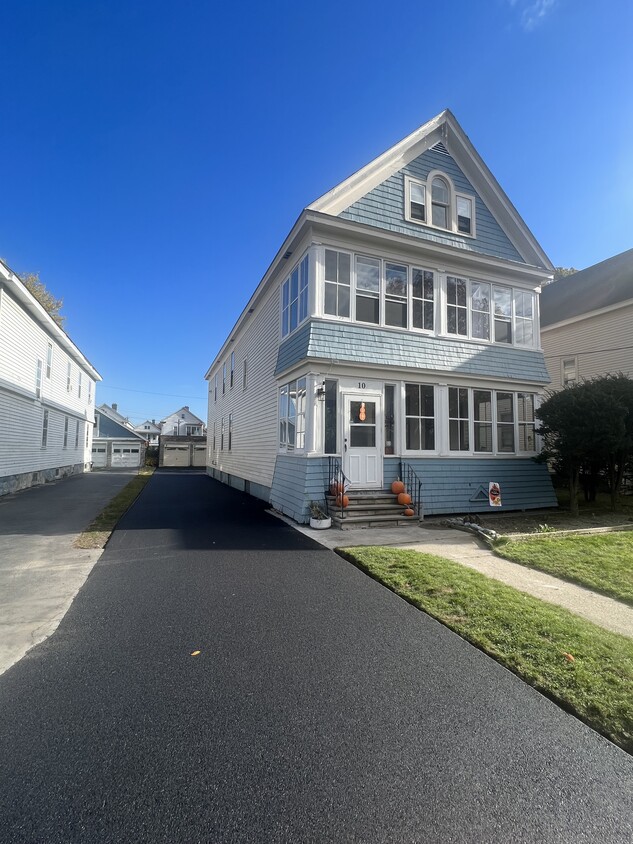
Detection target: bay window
<box><xmin>412</xmin><ymin>268</ymin><xmax>434</xmax><ymax>331</ymax></box>
<box><xmin>324</xmin><ymin>249</ymin><xmax>351</xmax><ymax>319</ymax></box>
<box><xmin>385</xmin><ymin>262</ymin><xmax>408</xmax><ymax>328</ymax></box>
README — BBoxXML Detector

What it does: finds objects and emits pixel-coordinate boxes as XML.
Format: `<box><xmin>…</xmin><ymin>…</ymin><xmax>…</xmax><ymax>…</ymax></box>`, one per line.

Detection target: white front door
<box><xmin>343</xmin><ymin>393</ymin><xmax>382</xmax><ymax>488</ymax></box>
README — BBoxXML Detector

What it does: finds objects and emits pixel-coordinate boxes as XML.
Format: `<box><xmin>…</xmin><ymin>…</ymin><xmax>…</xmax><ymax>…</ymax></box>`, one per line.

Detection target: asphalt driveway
<box><xmin>0</xmin><ymin>470</ymin><xmax>631</xmax><ymax>843</ymax></box>
<box><xmin>0</xmin><ymin>469</ymin><xmax>138</xmax><ymax>674</ymax></box>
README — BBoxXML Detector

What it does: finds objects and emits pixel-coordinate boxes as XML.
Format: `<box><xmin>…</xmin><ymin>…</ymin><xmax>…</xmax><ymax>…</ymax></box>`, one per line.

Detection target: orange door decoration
<box><xmin>359</xmin><ymin>402</ymin><xmax>366</xmax><ymax>422</ymax></box>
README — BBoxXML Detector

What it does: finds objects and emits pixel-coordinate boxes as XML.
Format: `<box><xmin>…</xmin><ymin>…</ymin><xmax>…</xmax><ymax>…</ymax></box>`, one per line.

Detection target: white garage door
<box><xmin>192</xmin><ymin>445</ymin><xmax>207</xmax><ymax>467</ymax></box>
<box><xmin>92</xmin><ymin>446</ymin><xmax>107</xmax><ymax>468</ymax></box>
<box><xmin>111</xmin><ymin>444</ymin><xmax>142</xmax><ymax>467</ymax></box>
<box><xmin>163</xmin><ymin>445</ymin><xmax>190</xmax><ymax>467</ymax></box>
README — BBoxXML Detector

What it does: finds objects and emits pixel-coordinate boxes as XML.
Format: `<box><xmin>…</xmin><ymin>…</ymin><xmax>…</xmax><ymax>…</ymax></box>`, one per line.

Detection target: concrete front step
<box><xmin>331</xmin><ymin>513</ymin><xmax>420</xmax><ymax>530</ymax></box>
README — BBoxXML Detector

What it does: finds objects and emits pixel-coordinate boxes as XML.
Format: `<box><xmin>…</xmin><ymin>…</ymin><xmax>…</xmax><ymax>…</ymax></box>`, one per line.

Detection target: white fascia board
<box><xmin>540</xmin><ymin>297</ymin><xmax>633</xmax><ymax>332</ymax></box>
<box><xmin>0</xmin><ymin>259</ymin><xmax>102</xmax><ymax>382</ymax></box>
<box><xmin>442</xmin><ymin>113</ymin><xmax>553</xmax><ymax>271</ymax></box>
<box><xmin>309</xmin><ymin>212</ymin><xmax>551</xmax><ymax>285</ymax></box>
<box><xmin>307</xmin><ymin>109</ymin><xmax>553</xmax><ymax>272</ymax></box>
<box><xmin>308</xmin><ymin>111</ymin><xmax>448</xmax><ymax>215</ymax></box>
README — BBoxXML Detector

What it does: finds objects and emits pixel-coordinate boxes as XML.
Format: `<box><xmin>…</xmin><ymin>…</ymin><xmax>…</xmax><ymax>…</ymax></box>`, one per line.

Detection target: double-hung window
<box><xmin>282</xmin><ymin>254</ymin><xmax>310</xmax><ymax>337</ymax></box>
<box><xmin>46</xmin><ymin>343</ymin><xmax>53</xmax><ymax>379</ymax></box>
<box><xmin>446</xmin><ymin>277</ymin><xmax>535</xmax><ymax>347</ymax></box>
<box><xmin>404</xmin><ymin>384</ymin><xmax>435</xmax><ymax>451</ymax></box>
<box><xmin>230</xmin><ymin>352</ymin><xmax>235</xmax><ymax>389</ymax></box>
<box><xmin>355</xmin><ymin>255</ymin><xmax>380</xmax><ymax>325</ymax></box>
<box><xmin>406</xmin><ymin>173</ymin><xmax>475</xmax><ymax>236</ymax></box>
<box><xmin>78</xmin><ymin>372</ymin><xmax>82</xmax><ymax>399</ymax></box>
<box><xmin>67</xmin><ymin>362</ymin><xmax>72</xmax><ymax>392</ymax></box>
<box><xmin>228</xmin><ymin>414</ymin><xmax>233</xmax><ymax>450</ymax></box>
<box><xmin>412</xmin><ymin>268</ymin><xmax>434</xmax><ymax>331</ymax></box>
<box><xmin>324</xmin><ymin>250</ymin><xmax>351</xmax><ymax>318</ymax></box>
<box><xmin>562</xmin><ymin>357</ymin><xmax>577</xmax><ymax>385</ymax></box>
<box><xmin>448</xmin><ymin>389</ymin><xmax>537</xmax><ymax>455</ymax></box>
<box><xmin>75</xmin><ymin>420</ymin><xmax>79</xmax><ymax>449</ymax></box>
<box><xmin>446</xmin><ymin>276</ymin><xmax>468</xmax><ymax>336</ymax></box>
<box><xmin>385</xmin><ymin>263</ymin><xmax>408</xmax><ymax>328</ymax></box>
<box><xmin>63</xmin><ymin>417</ymin><xmax>69</xmax><ymax>448</ymax></box>
<box><xmin>448</xmin><ymin>387</ymin><xmax>469</xmax><ymax>451</ymax></box>
<box><xmin>279</xmin><ymin>377</ymin><xmax>307</xmax><ymax>451</ymax></box>
<box><xmin>493</xmin><ymin>287</ymin><xmax>512</xmax><ymax>344</ymax></box>
<box><xmin>222</xmin><ymin>363</ymin><xmax>226</xmax><ymax>394</ymax></box>
<box><xmin>42</xmin><ymin>410</ymin><xmax>49</xmax><ymax>447</ymax></box>
<box><xmin>35</xmin><ymin>359</ymin><xmax>43</xmax><ymax>399</ymax></box>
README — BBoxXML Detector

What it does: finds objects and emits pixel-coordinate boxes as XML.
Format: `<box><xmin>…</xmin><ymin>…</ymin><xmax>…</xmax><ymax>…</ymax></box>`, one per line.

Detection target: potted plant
<box><xmin>309</xmin><ymin>500</ymin><xmax>331</xmax><ymax>529</ymax></box>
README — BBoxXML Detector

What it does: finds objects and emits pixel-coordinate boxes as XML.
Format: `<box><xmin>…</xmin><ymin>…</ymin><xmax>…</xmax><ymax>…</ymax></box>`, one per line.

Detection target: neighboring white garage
<box><xmin>91</xmin><ymin>445</ymin><xmax>107</xmax><ymax>468</ymax></box>
<box><xmin>92</xmin><ymin>406</ymin><xmax>148</xmax><ymax>469</ymax></box>
<box><xmin>162</xmin><ymin>445</ymin><xmax>191</xmax><ymax>467</ymax></box>
<box><xmin>159</xmin><ymin>436</ymin><xmax>207</xmax><ymax>468</ymax></box>
<box><xmin>111</xmin><ymin>443</ymin><xmax>142</xmax><ymax>467</ymax></box>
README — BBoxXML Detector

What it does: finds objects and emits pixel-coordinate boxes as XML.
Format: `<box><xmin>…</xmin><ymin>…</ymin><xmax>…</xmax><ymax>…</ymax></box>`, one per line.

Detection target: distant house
<box><xmin>134</xmin><ymin>419</ymin><xmax>161</xmax><ymax>445</ymax></box>
<box><xmin>92</xmin><ymin>404</ymin><xmax>147</xmax><ymax>468</ymax></box>
<box><xmin>0</xmin><ymin>259</ymin><xmax>101</xmax><ymax>496</ymax></box>
<box><xmin>540</xmin><ymin>249</ymin><xmax>633</xmax><ymax>391</ymax></box>
<box><xmin>159</xmin><ymin>406</ymin><xmax>205</xmax><ymax>437</ymax></box>
<box><xmin>205</xmin><ymin>109</ymin><xmax>557</xmax><ymax>524</ymax></box>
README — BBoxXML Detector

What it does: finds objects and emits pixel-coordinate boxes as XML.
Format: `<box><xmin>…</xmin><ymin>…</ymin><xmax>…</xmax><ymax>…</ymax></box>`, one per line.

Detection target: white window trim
<box><xmin>402</xmin><ymin>382</ymin><xmax>439</xmax><ymax>455</ymax></box>
<box><xmin>443</xmin><ymin>276</ymin><xmax>536</xmax><ymax>348</ymax></box>
<box><xmin>278</xmin><ymin>377</ymin><xmax>307</xmax><ymax>453</ymax></box>
<box><xmin>404</xmin><ymin>172</ymin><xmax>476</xmax><ymax>238</ymax></box>
<box><xmin>280</xmin><ymin>252</ymin><xmax>310</xmax><ymax>340</ymax></box>
<box><xmin>445</xmin><ymin>387</ymin><xmax>537</xmax><ymax>457</ymax></box>
<box><xmin>561</xmin><ymin>356</ymin><xmax>578</xmax><ymax>386</ymax></box>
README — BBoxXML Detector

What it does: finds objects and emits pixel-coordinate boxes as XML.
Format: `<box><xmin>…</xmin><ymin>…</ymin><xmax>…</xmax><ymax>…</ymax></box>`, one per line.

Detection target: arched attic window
<box><xmin>431</xmin><ymin>176</ymin><xmax>450</xmax><ymax>228</ymax></box>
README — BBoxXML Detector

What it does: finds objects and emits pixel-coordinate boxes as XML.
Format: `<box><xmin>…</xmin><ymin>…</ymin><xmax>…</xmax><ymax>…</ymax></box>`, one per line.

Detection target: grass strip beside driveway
<box><xmin>494</xmin><ymin>532</ymin><xmax>633</xmax><ymax>606</ymax></box>
<box><xmin>339</xmin><ymin>546</ymin><xmax>633</xmax><ymax>754</ymax></box>
<box><xmin>73</xmin><ymin>469</ymin><xmax>154</xmax><ymax>549</ymax></box>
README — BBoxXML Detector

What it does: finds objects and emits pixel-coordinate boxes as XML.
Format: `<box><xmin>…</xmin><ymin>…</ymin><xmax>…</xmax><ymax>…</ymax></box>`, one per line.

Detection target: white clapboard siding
<box><xmin>207</xmin><ymin>282</ymin><xmax>280</xmax><ymax>487</ymax></box>
<box><xmin>541</xmin><ymin>303</ymin><xmax>633</xmax><ymax>391</ymax></box>
<box><xmin>0</xmin><ymin>288</ymin><xmax>95</xmax><ymax>477</ymax></box>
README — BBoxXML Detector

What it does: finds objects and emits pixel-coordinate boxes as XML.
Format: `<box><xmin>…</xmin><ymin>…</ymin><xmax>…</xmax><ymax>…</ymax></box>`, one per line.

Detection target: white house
<box><xmin>540</xmin><ymin>248</ymin><xmax>633</xmax><ymax>390</ymax></box>
<box><xmin>0</xmin><ymin>259</ymin><xmax>101</xmax><ymax>496</ymax></box>
<box><xmin>134</xmin><ymin>419</ymin><xmax>161</xmax><ymax>444</ymax></box>
<box><xmin>160</xmin><ymin>406</ymin><xmax>205</xmax><ymax>437</ymax></box>
<box><xmin>205</xmin><ymin>110</ymin><xmax>557</xmax><ymax>524</ymax></box>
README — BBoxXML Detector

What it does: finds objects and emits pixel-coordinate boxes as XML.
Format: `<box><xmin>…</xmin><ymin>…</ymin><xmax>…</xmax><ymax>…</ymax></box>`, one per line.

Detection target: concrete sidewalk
<box><xmin>288</xmin><ymin>519</ymin><xmax>633</xmax><ymax>639</ymax></box>
<box><xmin>0</xmin><ymin>470</ymin><xmax>138</xmax><ymax>674</ymax></box>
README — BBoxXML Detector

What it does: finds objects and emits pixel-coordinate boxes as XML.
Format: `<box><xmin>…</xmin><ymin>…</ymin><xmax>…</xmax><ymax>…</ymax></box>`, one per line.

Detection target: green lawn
<box><xmin>73</xmin><ymin>468</ymin><xmax>154</xmax><ymax>549</ymax></box>
<box><xmin>494</xmin><ymin>532</ymin><xmax>633</xmax><ymax>606</ymax></box>
<box><xmin>339</xmin><ymin>546</ymin><xmax>633</xmax><ymax>754</ymax></box>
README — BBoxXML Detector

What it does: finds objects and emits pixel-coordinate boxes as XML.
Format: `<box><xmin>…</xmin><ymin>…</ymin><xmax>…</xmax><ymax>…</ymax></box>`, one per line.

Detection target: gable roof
<box><xmin>540</xmin><ymin>248</ymin><xmax>633</xmax><ymax>328</ymax></box>
<box><xmin>0</xmin><ymin>258</ymin><xmax>102</xmax><ymax>381</ymax></box>
<box><xmin>160</xmin><ymin>406</ymin><xmax>205</xmax><ymax>426</ymax></box>
<box><xmin>95</xmin><ymin>405</ymin><xmax>147</xmax><ymax>441</ymax></box>
<box><xmin>308</xmin><ymin>109</ymin><xmax>552</xmax><ymax>270</ymax></box>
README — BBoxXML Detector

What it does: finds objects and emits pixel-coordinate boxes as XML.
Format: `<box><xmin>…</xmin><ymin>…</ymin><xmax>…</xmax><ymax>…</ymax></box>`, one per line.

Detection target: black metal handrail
<box><xmin>327</xmin><ymin>456</ymin><xmax>351</xmax><ymax>520</ymax></box>
<box><xmin>398</xmin><ymin>460</ymin><xmax>424</xmax><ymax>520</ymax></box>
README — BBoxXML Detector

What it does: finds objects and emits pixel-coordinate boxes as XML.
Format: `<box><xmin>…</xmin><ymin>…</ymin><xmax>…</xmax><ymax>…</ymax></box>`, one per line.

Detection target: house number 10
<box><xmin>358</xmin><ymin>382</ymin><xmax>366</xmax><ymax>389</ymax></box>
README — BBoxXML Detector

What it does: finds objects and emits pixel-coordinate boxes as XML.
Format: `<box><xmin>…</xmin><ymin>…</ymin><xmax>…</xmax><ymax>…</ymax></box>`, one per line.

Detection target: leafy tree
<box><xmin>552</xmin><ymin>266</ymin><xmax>578</xmax><ymax>283</ymax></box>
<box><xmin>20</xmin><ymin>272</ymin><xmax>65</xmax><ymax>328</ymax></box>
<box><xmin>537</xmin><ymin>375</ymin><xmax>633</xmax><ymax>514</ymax></box>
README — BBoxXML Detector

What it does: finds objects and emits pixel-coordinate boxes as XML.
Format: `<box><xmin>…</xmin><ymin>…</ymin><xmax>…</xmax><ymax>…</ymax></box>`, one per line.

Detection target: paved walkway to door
<box><xmin>286</xmin><ymin>518</ymin><xmax>633</xmax><ymax>639</ymax></box>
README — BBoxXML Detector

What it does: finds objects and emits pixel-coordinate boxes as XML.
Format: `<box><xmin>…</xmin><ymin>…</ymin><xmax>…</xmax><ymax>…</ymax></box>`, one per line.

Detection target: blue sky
<box><xmin>1</xmin><ymin>0</ymin><xmax>631</xmax><ymax>425</ymax></box>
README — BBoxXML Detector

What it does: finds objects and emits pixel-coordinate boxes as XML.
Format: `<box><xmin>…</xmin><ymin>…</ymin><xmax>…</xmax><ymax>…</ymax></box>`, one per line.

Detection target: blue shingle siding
<box><xmin>340</xmin><ymin>147</ymin><xmax>524</xmax><ymax>264</ymax></box>
<box><xmin>275</xmin><ymin>320</ymin><xmax>311</xmax><ymax>375</ymax></box>
<box><xmin>389</xmin><ymin>457</ymin><xmax>556</xmax><ymax>515</ymax></box>
<box><xmin>96</xmin><ymin>413</ymin><xmax>139</xmax><ymax>438</ymax></box>
<box><xmin>271</xmin><ymin>455</ymin><xmax>330</xmax><ymax>523</ymax></box>
<box><xmin>277</xmin><ymin>321</ymin><xmax>550</xmax><ymax>383</ymax></box>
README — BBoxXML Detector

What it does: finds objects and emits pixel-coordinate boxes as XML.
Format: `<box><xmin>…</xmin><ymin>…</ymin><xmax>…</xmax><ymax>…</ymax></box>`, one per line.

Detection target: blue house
<box><xmin>205</xmin><ymin>110</ymin><xmax>557</xmax><ymax>524</ymax></box>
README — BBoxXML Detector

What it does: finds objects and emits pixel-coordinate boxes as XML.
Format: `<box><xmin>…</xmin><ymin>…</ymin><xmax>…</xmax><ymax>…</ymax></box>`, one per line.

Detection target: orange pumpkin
<box><xmin>397</xmin><ymin>492</ymin><xmax>412</xmax><ymax>506</ymax></box>
<box><xmin>336</xmin><ymin>494</ymin><xmax>349</xmax><ymax>508</ymax></box>
<box><xmin>330</xmin><ymin>481</ymin><xmax>344</xmax><ymax>496</ymax></box>
<box><xmin>403</xmin><ymin>507</ymin><xmax>415</xmax><ymax>517</ymax></box>
<box><xmin>391</xmin><ymin>480</ymin><xmax>405</xmax><ymax>495</ymax></box>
